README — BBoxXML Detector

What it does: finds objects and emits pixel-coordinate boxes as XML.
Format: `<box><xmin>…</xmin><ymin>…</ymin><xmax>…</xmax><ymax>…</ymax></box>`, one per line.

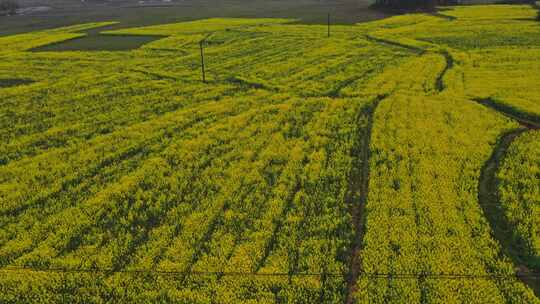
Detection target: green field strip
<box><xmin>207</xmin><ymin>40</ymin><xmax>311</xmax><ymax>76</ymax></box>
<box><xmin>0</xmin><ymin>97</ymin><xmax>243</xmax><ymax>234</ymax></box>
<box><xmin>168</xmin><ymin>97</ymin><xmax>365</xmax><ymax>301</ymax></box>
<box><xmin>0</xmin><ymin>83</ymin><xmax>239</xmax><ymax>165</ymax></box>
<box><xmin>151</xmin><ymin>121</ymin><xmax>290</xmax><ymax>277</ymax></box>
<box><xmin>0</xmin><ymin>71</ymin><xmax>244</xmax><ymax>164</ymax></box>
<box><xmin>114</xmin><ymin>102</ymin><xmax>302</xmax><ymax>274</ymax></box>
<box><xmin>0</xmin><ymin>33</ymin><xmax>86</xmax><ymax>53</ymax></box>
<box><xmin>30</xmin><ymin>34</ymin><xmax>168</xmax><ymax>52</ymax></box>
<box><xmin>103</xmin><ymin>18</ymin><xmax>293</xmax><ymax>36</ymax></box>
<box><xmin>211</xmin><ymin>101</ymin><xmax>346</xmax><ymax>270</ymax></box>
<box><xmin>102</xmin><ymin>127</ymin><xmax>257</xmax><ymax>272</ymax></box>
<box><xmin>251</xmin><ymin>178</ymin><xmax>302</xmax><ymax>274</ymax></box>
<box><xmin>103</xmin><ymin>135</ymin><xmax>276</xmax><ymax>269</ymax></box>
<box><xmin>0</xmin><ymin>22</ymin><xmax>118</xmax><ymax>53</ymax></box>
<box><xmin>200</xmin><ymin>35</ymin><xmax>319</xmax><ymax>79</ymax></box>
<box><xmin>8</xmin><ymin>121</ymin><xmax>248</xmax><ymax>271</ymax></box>
<box><xmin>0</xmin><ymin>96</ymin><xmax>246</xmax><ymax>214</ymax></box>
<box><xmin>0</xmin><ymin>6</ymin><xmax>539</xmax><ymax>303</ymax></box>
<box><xmin>189</xmin><ymin>154</ymin><xmax>294</xmax><ymax>276</ymax></box>
<box><xmin>0</xmin><ymin>98</ymin><xmax>262</xmax><ymax>264</ymax></box>
<box><xmin>251</xmin><ymin>101</ymin><xmax>361</xmax><ymax>301</ymax></box>
<box><xmin>0</xmin><ymin>91</ymin><xmax>282</xmax><ymax>245</ymax></box>
<box><xmin>207</xmin><ymin>38</ymin><xmax>401</xmax><ymax>98</ymax></box>
<box><xmin>179</xmin><ymin>129</ymin><xmax>284</xmax><ymax>279</ymax></box>
<box><xmin>2</xmin><ymin>93</ymin><xmax>284</xmax><ymax>233</ymax></box>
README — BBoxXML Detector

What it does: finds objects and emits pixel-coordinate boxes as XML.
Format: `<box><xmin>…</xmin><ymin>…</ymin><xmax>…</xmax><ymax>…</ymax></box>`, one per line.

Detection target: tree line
<box><xmin>373</xmin><ymin>0</ymin><xmax>537</xmax><ymax>10</ymax></box>
<box><xmin>0</xmin><ymin>0</ymin><xmax>18</xmax><ymax>15</ymax></box>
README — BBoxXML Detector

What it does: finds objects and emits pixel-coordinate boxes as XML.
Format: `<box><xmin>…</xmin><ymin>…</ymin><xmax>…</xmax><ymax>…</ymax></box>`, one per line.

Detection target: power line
<box><xmin>1</xmin><ymin>265</ymin><xmax>539</xmax><ymax>280</ymax></box>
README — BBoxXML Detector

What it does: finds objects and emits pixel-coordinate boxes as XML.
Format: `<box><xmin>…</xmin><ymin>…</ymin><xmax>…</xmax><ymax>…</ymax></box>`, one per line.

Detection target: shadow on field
<box><xmin>0</xmin><ymin>78</ymin><xmax>34</xmax><ymax>88</ymax></box>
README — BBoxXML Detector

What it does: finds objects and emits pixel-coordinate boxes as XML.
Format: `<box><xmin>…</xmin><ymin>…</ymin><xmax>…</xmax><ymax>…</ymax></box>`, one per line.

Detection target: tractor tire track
<box><xmin>364</xmin><ymin>35</ymin><xmax>425</xmax><ymax>54</ymax></box>
<box><xmin>435</xmin><ymin>50</ymin><xmax>453</xmax><ymax>92</ymax></box>
<box><xmin>475</xmin><ymin>99</ymin><xmax>540</xmax><ymax>297</ymax></box>
<box><xmin>474</xmin><ymin>98</ymin><xmax>540</xmax><ymax>129</ymax></box>
<box><xmin>254</xmin><ymin>181</ymin><xmax>301</xmax><ymax>273</ymax></box>
<box><xmin>344</xmin><ymin>94</ymin><xmax>388</xmax><ymax>304</ymax></box>
<box><xmin>363</xmin><ymin>31</ymin><xmax>540</xmax><ymax>298</ymax></box>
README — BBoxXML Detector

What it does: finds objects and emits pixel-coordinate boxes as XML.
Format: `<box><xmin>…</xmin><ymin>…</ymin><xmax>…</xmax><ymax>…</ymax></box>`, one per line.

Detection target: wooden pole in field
<box><xmin>327</xmin><ymin>13</ymin><xmax>330</xmax><ymax>37</ymax></box>
<box><xmin>199</xmin><ymin>40</ymin><xmax>206</xmax><ymax>83</ymax></box>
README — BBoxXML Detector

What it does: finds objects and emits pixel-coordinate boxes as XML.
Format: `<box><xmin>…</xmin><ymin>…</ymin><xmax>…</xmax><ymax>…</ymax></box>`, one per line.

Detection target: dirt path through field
<box><xmin>343</xmin><ymin>44</ymin><xmax>454</xmax><ymax>302</ymax></box>
<box><xmin>475</xmin><ymin>100</ymin><xmax>540</xmax><ymax>297</ymax></box>
<box><xmin>437</xmin><ymin>44</ymin><xmax>540</xmax><ymax>297</ymax></box>
<box><xmin>353</xmin><ymin>30</ymin><xmax>540</xmax><ymax>299</ymax></box>
<box><xmin>343</xmin><ymin>94</ymin><xmax>387</xmax><ymax>304</ymax></box>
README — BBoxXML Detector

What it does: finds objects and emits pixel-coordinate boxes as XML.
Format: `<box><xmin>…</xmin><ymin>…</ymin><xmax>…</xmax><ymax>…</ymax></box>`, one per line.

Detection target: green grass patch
<box><xmin>31</xmin><ymin>34</ymin><xmax>165</xmax><ymax>52</ymax></box>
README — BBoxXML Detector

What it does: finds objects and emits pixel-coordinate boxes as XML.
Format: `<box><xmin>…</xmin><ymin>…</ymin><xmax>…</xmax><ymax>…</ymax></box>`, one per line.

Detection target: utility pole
<box><xmin>199</xmin><ymin>39</ymin><xmax>206</xmax><ymax>83</ymax></box>
<box><xmin>327</xmin><ymin>13</ymin><xmax>330</xmax><ymax>38</ymax></box>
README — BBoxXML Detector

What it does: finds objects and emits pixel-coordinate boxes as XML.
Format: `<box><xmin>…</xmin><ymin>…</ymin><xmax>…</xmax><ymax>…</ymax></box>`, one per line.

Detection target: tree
<box><xmin>374</xmin><ymin>0</ymin><xmax>467</xmax><ymax>9</ymax></box>
<box><xmin>0</xmin><ymin>0</ymin><xmax>19</xmax><ymax>15</ymax></box>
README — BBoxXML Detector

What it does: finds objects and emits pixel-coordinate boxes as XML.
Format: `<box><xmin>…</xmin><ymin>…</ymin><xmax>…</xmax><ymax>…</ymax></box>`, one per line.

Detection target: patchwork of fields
<box><xmin>0</xmin><ymin>4</ymin><xmax>539</xmax><ymax>303</ymax></box>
